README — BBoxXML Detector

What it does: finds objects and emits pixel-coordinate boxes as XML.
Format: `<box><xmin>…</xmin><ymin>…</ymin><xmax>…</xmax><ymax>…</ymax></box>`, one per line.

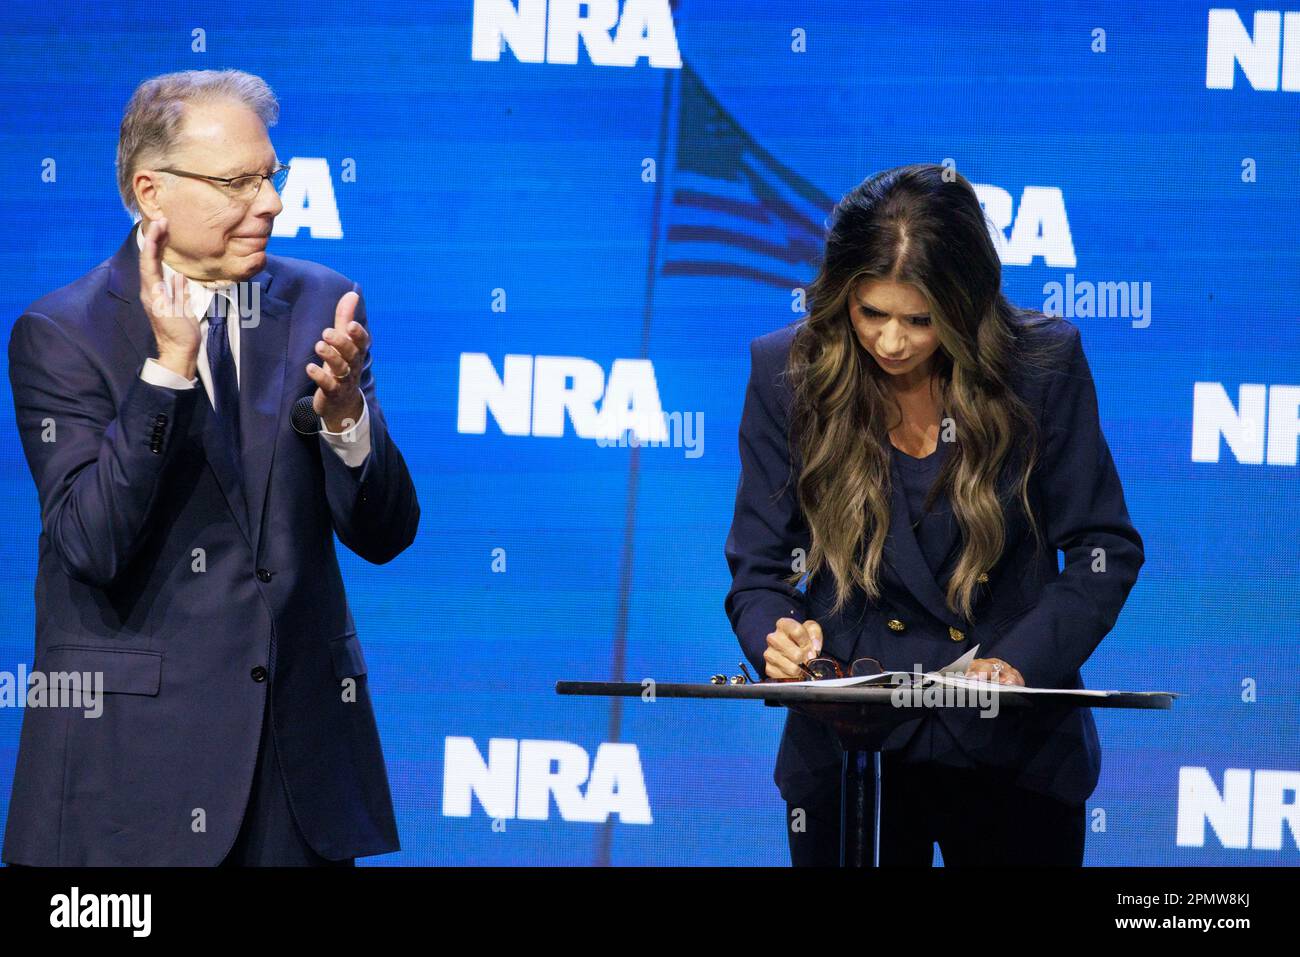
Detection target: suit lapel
<box><xmin>882</xmin><ymin>446</ymin><xmax>968</xmax><ymax>631</ymax></box>
<box><xmin>236</xmin><ymin>276</ymin><xmax>291</xmax><ymax>562</ymax></box>
<box><xmin>881</xmin><ymin>438</ymin><xmax>1034</xmax><ymax>627</ymax></box>
<box><xmin>929</xmin><ymin>495</ymin><xmax>962</xmax><ymax>581</ymax></box>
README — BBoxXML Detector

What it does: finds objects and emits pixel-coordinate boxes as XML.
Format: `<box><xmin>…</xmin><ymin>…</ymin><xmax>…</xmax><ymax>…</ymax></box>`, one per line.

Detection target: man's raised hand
<box><xmin>307</xmin><ymin>290</ymin><xmax>369</xmax><ymax>433</ymax></box>
<box><xmin>139</xmin><ymin>218</ymin><xmax>200</xmax><ymax>379</ymax></box>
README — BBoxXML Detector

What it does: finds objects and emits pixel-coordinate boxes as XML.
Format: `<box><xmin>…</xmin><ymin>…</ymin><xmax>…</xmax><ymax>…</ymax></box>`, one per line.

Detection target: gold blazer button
<box><xmin>977</xmin><ymin>573</ymin><xmax>989</xmax><ymax>583</ymax></box>
<box><xmin>949</xmin><ymin>626</ymin><xmax>965</xmax><ymax>641</ymax></box>
<box><xmin>887</xmin><ymin>618</ymin><xmax>906</xmax><ymax>632</ymax></box>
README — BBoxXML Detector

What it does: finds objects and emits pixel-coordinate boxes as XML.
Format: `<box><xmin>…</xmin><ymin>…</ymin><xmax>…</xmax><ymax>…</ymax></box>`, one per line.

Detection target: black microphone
<box><xmin>291</xmin><ymin>395</ymin><xmax>321</xmax><ymax>435</ymax></box>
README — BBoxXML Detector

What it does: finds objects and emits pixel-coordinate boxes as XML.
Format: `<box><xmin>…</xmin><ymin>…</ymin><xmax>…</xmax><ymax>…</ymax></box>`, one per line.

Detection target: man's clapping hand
<box><xmin>307</xmin><ymin>290</ymin><xmax>369</xmax><ymax>433</ymax></box>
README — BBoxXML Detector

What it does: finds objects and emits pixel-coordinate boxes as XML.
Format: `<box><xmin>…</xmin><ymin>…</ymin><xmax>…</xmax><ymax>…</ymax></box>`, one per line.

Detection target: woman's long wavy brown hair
<box><xmin>785</xmin><ymin>163</ymin><xmax>1067</xmax><ymax>621</ymax></box>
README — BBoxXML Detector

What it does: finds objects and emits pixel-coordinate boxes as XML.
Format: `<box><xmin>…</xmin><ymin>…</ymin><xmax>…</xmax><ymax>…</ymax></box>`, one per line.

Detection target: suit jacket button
<box><xmin>949</xmin><ymin>626</ymin><xmax>965</xmax><ymax>641</ymax></box>
<box><xmin>256</xmin><ymin>568</ymin><xmax>273</xmax><ymax>583</ymax></box>
<box><xmin>977</xmin><ymin>573</ymin><xmax>989</xmax><ymax>583</ymax></box>
<box><xmin>886</xmin><ymin>618</ymin><xmax>905</xmax><ymax>633</ymax></box>
<box><xmin>250</xmin><ymin>666</ymin><xmax>268</xmax><ymax>682</ymax></box>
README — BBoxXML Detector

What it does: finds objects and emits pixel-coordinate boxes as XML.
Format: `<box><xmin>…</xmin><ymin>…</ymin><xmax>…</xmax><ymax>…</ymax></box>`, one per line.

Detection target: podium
<box><xmin>555</xmin><ymin>678</ymin><xmax>1175</xmax><ymax>867</ymax></box>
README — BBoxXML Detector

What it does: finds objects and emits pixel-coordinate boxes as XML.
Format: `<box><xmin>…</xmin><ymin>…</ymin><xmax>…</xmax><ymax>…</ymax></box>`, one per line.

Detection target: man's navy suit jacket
<box><xmin>2</xmin><ymin>225</ymin><xmax>420</xmax><ymax>865</ymax></box>
<box><xmin>724</xmin><ymin>317</ymin><xmax>1144</xmax><ymax>808</ymax></box>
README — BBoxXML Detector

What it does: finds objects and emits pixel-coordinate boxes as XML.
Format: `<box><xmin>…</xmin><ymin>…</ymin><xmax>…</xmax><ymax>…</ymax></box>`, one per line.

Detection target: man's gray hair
<box><xmin>115</xmin><ymin>69</ymin><xmax>279</xmax><ymax>217</ymax></box>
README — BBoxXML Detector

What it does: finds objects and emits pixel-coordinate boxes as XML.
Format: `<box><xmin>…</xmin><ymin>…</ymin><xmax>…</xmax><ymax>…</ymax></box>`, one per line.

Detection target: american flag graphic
<box><xmin>661</xmin><ymin>64</ymin><xmax>835</xmax><ymax>290</ymax></box>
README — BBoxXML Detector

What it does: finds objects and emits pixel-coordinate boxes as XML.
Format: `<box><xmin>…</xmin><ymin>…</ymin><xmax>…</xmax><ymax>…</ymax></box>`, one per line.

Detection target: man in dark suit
<box><xmin>2</xmin><ymin>69</ymin><xmax>419</xmax><ymax>865</ymax></box>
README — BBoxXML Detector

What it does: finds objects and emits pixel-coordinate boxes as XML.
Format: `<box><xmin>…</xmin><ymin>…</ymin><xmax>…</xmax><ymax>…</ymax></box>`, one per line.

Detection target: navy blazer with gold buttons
<box><xmin>723</xmin><ymin>316</ymin><xmax>1144</xmax><ymax>807</ymax></box>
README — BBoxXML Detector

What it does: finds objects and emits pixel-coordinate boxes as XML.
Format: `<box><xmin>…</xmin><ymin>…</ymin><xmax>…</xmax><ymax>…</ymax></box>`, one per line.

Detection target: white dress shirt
<box><xmin>135</xmin><ymin>225</ymin><xmax>371</xmax><ymax>468</ymax></box>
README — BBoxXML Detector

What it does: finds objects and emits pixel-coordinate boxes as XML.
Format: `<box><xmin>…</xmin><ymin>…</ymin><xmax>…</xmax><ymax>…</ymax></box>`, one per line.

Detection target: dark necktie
<box><xmin>206</xmin><ymin>290</ymin><xmax>245</xmax><ymax>488</ymax></box>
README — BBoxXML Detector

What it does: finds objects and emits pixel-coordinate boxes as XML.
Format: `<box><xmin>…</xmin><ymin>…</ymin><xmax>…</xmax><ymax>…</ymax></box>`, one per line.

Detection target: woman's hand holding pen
<box><xmin>763</xmin><ymin>619</ymin><xmax>1025</xmax><ymax>685</ymax></box>
<box><xmin>764</xmin><ymin>618</ymin><xmax>823</xmax><ymax>680</ymax></box>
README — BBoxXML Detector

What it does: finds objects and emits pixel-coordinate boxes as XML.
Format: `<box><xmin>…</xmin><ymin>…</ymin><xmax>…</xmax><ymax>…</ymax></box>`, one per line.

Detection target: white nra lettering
<box><xmin>1206</xmin><ymin>9</ymin><xmax>1300</xmax><ymax>91</ymax></box>
<box><xmin>1177</xmin><ymin>766</ymin><xmax>1300</xmax><ymax>850</ymax></box>
<box><xmin>1191</xmin><ymin>382</ymin><xmax>1300</xmax><ymax>465</ymax></box>
<box><xmin>975</xmin><ymin>183</ymin><xmax>1076</xmax><ymax>268</ymax></box>
<box><xmin>442</xmin><ymin>736</ymin><xmax>653</xmax><ymax>823</ymax></box>
<box><xmin>270</xmin><ymin>157</ymin><xmax>343</xmax><ymax>239</ymax></box>
<box><xmin>457</xmin><ymin>353</ymin><xmax>668</xmax><ymax>442</ymax></box>
<box><xmin>471</xmin><ymin>0</ymin><xmax>682</xmax><ymax>68</ymax></box>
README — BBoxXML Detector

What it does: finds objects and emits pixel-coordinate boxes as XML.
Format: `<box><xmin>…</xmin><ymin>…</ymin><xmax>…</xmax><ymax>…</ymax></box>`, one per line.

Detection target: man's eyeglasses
<box><xmin>156</xmin><ymin>163</ymin><xmax>291</xmax><ymax>203</ymax></box>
